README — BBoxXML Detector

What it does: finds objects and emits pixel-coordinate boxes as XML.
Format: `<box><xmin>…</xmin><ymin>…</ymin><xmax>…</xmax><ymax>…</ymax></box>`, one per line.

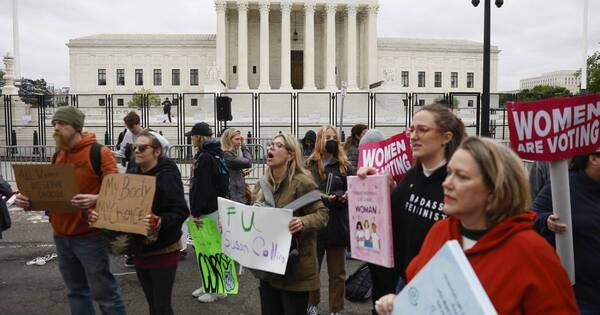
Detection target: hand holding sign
<box><xmin>506</xmin><ymin>93</ymin><xmax>600</xmax><ymax>285</ymax></box>
<box><xmin>71</xmin><ymin>194</ymin><xmax>99</xmax><ymax>210</ymax></box>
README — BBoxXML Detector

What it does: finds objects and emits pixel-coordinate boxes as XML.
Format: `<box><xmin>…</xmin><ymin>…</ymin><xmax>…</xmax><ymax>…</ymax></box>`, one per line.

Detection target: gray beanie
<box><xmin>52</xmin><ymin>107</ymin><xmax>85</xmax><ymax>132</ymax></box>
<box><xmin>359</xmin><ymin>129</ymin><xmax>385</xmax><ymax>145</ymax></box>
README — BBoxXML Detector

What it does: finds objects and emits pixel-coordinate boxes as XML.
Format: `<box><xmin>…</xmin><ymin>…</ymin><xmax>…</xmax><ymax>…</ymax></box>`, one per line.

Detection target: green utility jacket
<box><xmin>253</xmin><ymin>172</ymin><xmax>329</xmax><ymax>292</ymax></box>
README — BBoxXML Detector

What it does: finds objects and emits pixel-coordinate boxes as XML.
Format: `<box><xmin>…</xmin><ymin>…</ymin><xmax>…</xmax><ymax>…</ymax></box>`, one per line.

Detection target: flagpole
<box><xmin>13</xmin><ymin>0</ymin><xmax>21</xmax><ymax>79</ymax></box>
<box><xmin>581</xmin><ymin>0</ymin><xmax>588</xmax><ymax>93</ymax></box>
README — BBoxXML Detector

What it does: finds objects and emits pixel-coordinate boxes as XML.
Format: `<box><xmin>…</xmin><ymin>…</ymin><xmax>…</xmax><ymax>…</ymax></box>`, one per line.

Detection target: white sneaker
<box><xmin>307</xmin><ymin>305</ymin><xmax>318</xmax><ymax>315</ymax></box>
<box><xmin>197</xmin><ymin>293</ymin><xmax>227</xmax><ymax>303</ymax></box>
<box><xmin>192</xmin><ymin>288</ymin><xmax>204</xmax><ymax>298</ymax></box>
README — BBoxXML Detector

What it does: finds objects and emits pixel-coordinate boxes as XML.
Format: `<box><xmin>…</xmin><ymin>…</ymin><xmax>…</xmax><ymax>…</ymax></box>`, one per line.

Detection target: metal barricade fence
<box><xmin>166</xmin><ymin>143</ymin><xmax>267</xmax><ymax>186</ymax></box>
<box><xmin>0</xmin><ymin>145</ymin><xmax>117</xmax><ymax>185</ymax></box>
<box><xmin>1</xmin><ymin>142</ymin><xmax>535</xmax><ymax>186</ymax></box>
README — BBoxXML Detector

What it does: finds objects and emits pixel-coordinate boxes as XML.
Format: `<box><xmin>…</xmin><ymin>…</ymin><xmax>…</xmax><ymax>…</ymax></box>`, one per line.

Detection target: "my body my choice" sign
<box><xmin>92</xmin><ymin>174</ymin><xmax>156</xmax><ymax>235</ymax></box>
<box><xmin>507</xmin><ymin>94</ymin><xmax>600</xmax><ymax>161</ymax></box>
<box><xmin>218</xmin><ymin>198</ymin><xmax>292</xmax><ymax>275</ymax></box>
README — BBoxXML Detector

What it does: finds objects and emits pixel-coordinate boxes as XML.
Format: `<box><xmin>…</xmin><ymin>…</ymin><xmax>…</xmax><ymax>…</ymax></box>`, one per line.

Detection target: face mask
<box><xmin>325</xmin><ymin>139</ymin><xmax>338</xmax><ymax>155</ymax></box>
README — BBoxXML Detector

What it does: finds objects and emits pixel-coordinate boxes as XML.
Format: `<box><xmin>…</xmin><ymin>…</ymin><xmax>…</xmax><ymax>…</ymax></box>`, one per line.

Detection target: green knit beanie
<box><xmin>52</xmin><ymin>107</ymin><xmax>85</xmax><ymax>132</ymax></box>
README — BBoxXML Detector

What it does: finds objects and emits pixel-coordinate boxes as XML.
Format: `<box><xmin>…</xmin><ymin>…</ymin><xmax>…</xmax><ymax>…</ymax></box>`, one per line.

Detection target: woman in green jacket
<box><xmin>253</xmin><ymin>133</ymin><xmax>329</xmax><ymax>315</ymax></box>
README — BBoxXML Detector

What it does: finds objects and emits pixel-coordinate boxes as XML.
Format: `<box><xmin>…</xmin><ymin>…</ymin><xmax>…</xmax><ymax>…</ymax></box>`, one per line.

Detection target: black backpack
<box><xmin>203</xmin><ymin>151</ymin><xmax>230</xmax><ymax>198</ymax></box>
<box><xmin>53</xmin><ymin>142</ymin><xmax>103</xmax><ymax>178</ymax></box>
<box><xmin>345</xmin><ymin>263</ymin><xmax>373</xmax><ymax>302</ymax></box>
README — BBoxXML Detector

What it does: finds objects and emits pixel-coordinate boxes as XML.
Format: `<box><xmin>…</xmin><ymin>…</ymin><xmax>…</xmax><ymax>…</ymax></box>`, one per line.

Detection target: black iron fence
<box><xmin>1</xmin><ymin>92</ymin><xmax>517</xmax><ymax>147</ymax></box>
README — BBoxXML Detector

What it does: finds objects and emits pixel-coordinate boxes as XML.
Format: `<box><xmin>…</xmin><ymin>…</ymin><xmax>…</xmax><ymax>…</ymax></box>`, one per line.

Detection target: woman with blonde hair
<box><xmin>253</xmin><ymin>133</ymin><xmax>329</xmax><ymax>315</ymax></box>
<box><xmin>220</xmin><ymin>128</ymin><xmax>253</xmax><ymax>204</ymax></box>
<box><xmin>376</xmin><ymin>137</ymin><xmax>578</xmax><ymax>315</ymax></box>
<box><xmin>306</xmin><ymin>125</ymin><xmax>355</xmax><ymax>315</ymax></box>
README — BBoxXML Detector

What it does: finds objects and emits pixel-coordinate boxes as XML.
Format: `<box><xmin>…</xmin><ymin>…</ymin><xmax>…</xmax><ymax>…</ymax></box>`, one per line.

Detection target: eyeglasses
<box><xmin>407</xmin><ymin>125</ymin><xmax>440</xmax><ymax>137</ymax></box>
<box><xmin>267</xmin><ymin>142</ymin><xmax>286</xmax><ymax>150</ymax></box>
<box><xmin>132</xmin><ymin>144</ymin><xmax>156</xmax><ymax>153</ymax></box>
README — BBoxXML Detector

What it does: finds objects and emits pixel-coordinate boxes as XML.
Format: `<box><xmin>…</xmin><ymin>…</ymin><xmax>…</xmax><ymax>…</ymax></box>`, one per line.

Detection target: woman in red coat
<box><xmin>376</xmin><ymin>137</ymin><xmax>579</xmax><ymax>315</ymax></box>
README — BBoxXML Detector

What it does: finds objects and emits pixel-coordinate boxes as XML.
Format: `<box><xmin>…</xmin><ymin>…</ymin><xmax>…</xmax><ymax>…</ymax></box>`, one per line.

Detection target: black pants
<box><xmin>259</xmin><ymin>280</ymin><xmax>309</xmax><ymax>315</ymax></box>
<box><xmin>369</xmin><ymin>263</ymin><xmax>400</xmax><ymax>315</ymax></box>
<box><xmin>135</xmin><ymin>266</ymin><xmax>178</xmax><ymax>315</ymax></box>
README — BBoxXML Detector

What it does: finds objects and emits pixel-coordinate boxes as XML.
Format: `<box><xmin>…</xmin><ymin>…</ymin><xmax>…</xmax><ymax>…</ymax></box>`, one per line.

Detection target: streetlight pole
<box><xmin>482</xmin><ymin>0</ymin><xmax>491</xmax><ymax>137</ymax></box>
<box><xmin>472</xmin><ymin>0</ymin><xmax>502</xmax><ymax>137</ymax></box>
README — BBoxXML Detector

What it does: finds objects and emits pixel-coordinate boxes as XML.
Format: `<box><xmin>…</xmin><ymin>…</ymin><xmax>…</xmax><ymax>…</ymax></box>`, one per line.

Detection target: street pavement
<box><xmin>0</xmin><ymin>208</ymin><xmax>373</xmax><ymax>315</ymax></box>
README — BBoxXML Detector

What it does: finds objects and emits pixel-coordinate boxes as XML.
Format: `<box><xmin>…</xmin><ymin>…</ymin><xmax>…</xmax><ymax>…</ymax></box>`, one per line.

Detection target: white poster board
<box><xmin>218</xmin><ymin>197</ymin><xmax>293</xmax><ymax>275</ymax></box>
<box><xmin>393</xmin><ymin>240</ymin><xmax>497</xmax><ymax>315</ymax></box>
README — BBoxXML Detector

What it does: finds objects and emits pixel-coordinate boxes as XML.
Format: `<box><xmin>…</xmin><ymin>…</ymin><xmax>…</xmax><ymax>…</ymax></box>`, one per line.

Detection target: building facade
<box><xmin>67</xmin><ymin>0</ymin><xmax>500</xmax><ymax>95</ymax></box>
<box><xmin>519</xmin><ymin>70</ymin><xmax>580</xmax><ymax>94</ymax></box>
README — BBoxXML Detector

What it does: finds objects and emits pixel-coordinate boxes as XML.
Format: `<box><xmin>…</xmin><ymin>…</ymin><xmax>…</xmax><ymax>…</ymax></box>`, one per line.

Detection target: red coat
<box><xmin>406</xmin><ymin>211</ymin><xmax>579</xmax><ymax>315</ymax></box>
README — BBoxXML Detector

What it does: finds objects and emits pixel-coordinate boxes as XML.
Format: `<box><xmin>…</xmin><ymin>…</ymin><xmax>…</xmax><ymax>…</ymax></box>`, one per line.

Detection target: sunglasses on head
<box><xmin>132</xmin><ymin>144</ymin><xmax>156</xmax><ymax>153</ymax></box>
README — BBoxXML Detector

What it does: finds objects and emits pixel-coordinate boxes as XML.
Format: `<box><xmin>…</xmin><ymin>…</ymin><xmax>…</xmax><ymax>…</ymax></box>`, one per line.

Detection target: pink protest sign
<box><xmin>507</xmin><ymin>93</ymin><xmax>600</xmax><ymax>161</ymax></box>
<box><xmin>357</xmin><ymin>133</ymin><xmax>413</xmax><ymax>182</ymax></box>
<box><xmin>347</xmin><ymin>175</ymin><xmax>394</xmax><ymax>268</ymax></box>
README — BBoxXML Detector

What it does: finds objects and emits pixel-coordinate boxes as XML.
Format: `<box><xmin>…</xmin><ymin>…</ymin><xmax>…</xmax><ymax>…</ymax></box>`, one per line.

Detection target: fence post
<box><xmin>104</xmin><ymin>130</ymin><xmax>110</xmax><ymax>145</ymax></box>
<box><xmin>10</xmin><ymin>130</ymin><xmax>18</xmax><ymax>154</ymax></box>
<box><xmin>186</xmin><ymin>133</ymin><xmax>192</xmax><ymax>160</ymax></box>
<box><xmin>33</xmin><ymin>130</ymin><xmax>40</xmax><ymax>154</ymax></box>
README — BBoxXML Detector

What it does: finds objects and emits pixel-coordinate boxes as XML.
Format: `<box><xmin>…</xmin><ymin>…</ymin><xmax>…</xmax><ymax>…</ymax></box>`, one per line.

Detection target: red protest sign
<box><xmin>357</xmin><ymin>132</ymin><xmax>413</xmax><ymax>182</ymax></box>
<box><xmin>507</xmin><ymin>93</ymin><xmax>600</xmax><ymax>161</ymax></box>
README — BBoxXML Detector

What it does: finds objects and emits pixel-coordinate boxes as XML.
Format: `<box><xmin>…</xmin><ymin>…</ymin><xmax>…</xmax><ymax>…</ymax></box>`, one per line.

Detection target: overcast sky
<box><xmin>0</xmin><ymin>0</ymin><xmax>598</xmax><ymax>91</ymax></box>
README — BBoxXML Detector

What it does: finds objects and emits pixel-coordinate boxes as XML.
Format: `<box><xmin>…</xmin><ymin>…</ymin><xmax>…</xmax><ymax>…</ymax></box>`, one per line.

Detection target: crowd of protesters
<box><xmin>7</xmin><ymin>100</ymin><xmax>596</xmax><ymax>315</ymax></box>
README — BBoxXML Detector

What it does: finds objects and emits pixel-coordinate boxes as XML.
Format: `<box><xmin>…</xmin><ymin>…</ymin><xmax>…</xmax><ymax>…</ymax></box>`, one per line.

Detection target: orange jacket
<box><xmin>406</xmin><ymin>212</ymin><xmax>579</xmax><ymax>315</ymax></box>
<box><xmin>50</xmin><ymin>133</ymin><xmax>117</xmax><ymax>237</ymax></box>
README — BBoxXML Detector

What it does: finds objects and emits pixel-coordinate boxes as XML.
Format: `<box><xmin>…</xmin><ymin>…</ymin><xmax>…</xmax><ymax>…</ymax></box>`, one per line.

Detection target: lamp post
<box><xmin>471</xmin><ymin>0</ymin><xmax>503</xmax><ymax>137</ymax></box>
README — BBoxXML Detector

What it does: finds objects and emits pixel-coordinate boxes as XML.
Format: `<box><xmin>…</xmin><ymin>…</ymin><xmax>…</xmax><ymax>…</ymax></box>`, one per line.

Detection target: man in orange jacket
<box><xmin>16</xmin><ymin>106</ymin><xmax>127</xmax><ymax>315</ymax></box>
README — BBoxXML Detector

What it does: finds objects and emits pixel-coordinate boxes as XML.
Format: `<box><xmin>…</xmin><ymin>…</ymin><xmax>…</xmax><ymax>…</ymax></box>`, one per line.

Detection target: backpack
<box><xmin>52</xmin><ymin>142</ymin><xmax>103</xmax><ymax>178</ymax></box>
<box><xmin>203</xmin><ymin>151</ymin><xmax>230</xmax><ymax>198</ymax></box>
<box><xmin>345</xmin><ymin>263</ymin><xmax>373</xmax><ymax>302</ymax></box>
<box><xmin>116</xmin><ymin>128</ymin><xmax>127</xmax><ymax>151</ymax></box>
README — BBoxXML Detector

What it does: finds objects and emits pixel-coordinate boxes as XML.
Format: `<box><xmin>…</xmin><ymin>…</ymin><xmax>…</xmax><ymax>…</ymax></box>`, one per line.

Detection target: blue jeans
<box><xmin>54</xmin><ymin>233</ymin><xmax>127</xmax><ymax>315</ymax></box>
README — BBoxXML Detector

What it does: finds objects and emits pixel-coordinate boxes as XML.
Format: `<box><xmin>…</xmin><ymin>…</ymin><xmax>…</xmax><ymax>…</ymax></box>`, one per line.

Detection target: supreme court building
<box><xmin>68</xmin><ymin>0</ymin><xmax>500</xmax><ymax>94</ymax></box>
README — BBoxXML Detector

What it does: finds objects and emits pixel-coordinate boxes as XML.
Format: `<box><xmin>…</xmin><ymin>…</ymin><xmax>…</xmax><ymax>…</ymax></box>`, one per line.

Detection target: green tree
<box><xmin>586</xmin><ymin>51</ymin><xmax>600</xmax><ymax>93</ymax></box>
<box><xmin>517</xmin><ymin>85</ymin><xmax>572</xmax><ymax>102</ymax></box>
<box><xmin>127</xmin><ymin>88</ymin><xmax>161</xmax><ymax>108</ymax></box>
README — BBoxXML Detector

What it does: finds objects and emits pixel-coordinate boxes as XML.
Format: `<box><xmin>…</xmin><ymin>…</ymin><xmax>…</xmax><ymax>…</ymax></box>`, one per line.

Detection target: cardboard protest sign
<box><xmin>12</xmin><ymin>164</ymin><xmax>79</xmax><ymax>212</ymax></box>
<box><xmin>507</xmin><ymin>93</ymin><xmax>600</xmax><ymax>161</ymax></box>
<box><xmin>92</xmin><ymin>174</ymin><xmax>155</xmax><ymax>235</ymax></box>
<box><xmin>347</xmin><ymin>175</ymin><xmax>394</xmax><ymax>268</ymax></box>
<box><xmin>218</xmin><ymin>197</ymin><xmax>293</xmax><ymax>275</ymax></box>
<box><xmin>358</xmin><ymin>133</ymin><xmax>413</xmax><ymax>182</ymax></box>
<box><xmin>186</xmin><ymin>219</ymin><xmax>239</xmax><ymax>294</ymax></box>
